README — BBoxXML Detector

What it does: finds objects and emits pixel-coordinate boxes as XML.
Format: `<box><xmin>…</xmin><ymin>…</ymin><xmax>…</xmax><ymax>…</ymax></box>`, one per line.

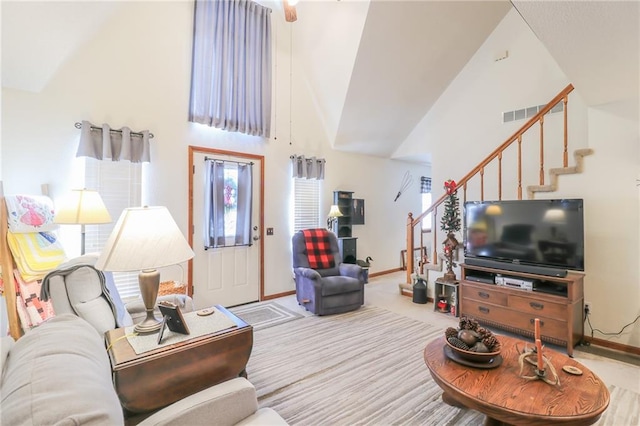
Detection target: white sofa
<box><xmin>0</xmin><ymin>314</ymin><xmax>287</xmax><ymax>425</ymax></box>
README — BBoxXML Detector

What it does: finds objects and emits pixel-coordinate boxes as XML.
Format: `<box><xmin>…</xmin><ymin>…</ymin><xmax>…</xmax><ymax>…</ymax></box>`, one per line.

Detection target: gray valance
<box><xmin>290</xmin><ymin>155</ymin><xmax>325</xmax><ymax>180</ymax></box>
<box><xmin>76</xmin><ymin>120</ymin><xmax>151</xmax><ymax>163</ymax></box>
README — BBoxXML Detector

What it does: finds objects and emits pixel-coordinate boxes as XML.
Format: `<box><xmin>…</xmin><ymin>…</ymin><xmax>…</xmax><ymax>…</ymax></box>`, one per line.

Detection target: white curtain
<box><xmin>76</xmin><ymin>121</ymin><xmax>151</xmax><ymax>163</ymax></box>
<box><xmin>206</xmin><ymin>160</ymin><xmax>226</xmax><ymax>248</ymax></box>
<box><xmin>234</xmin><ymin>163</ymin><xmax>253</xmax><ymax>245</ymax></box>
<box><xmin>290</xmin><ymin>155</ymin><xmax>325</xmax><ymax>180</ymax></box>
<box><xmin>189</xmin><ymin>0</ymin><xmax>272</xmax><ymax>138</ymax></box>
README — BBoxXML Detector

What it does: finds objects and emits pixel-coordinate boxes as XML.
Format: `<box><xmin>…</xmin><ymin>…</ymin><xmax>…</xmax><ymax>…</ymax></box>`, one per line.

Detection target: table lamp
<box><xmin>95</xmin><ymin>206</ymin><xmax>195</xmax><ymax>333</ymax></box>
<box><xmin>326</xmin><ymin>204</ymin><xmax>343</xmax><ymax>230</ymax></box>
<box><xmin>54</xmin><ymin>189</ymin><xmax>112</xmax><ymax>254</ymax></box>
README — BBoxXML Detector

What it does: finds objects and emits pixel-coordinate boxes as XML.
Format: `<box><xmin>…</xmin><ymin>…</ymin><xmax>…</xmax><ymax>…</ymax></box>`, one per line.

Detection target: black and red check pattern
<box><xmin>301</xmin><ymin>229</ymin><xmax>335</xmax><ymax>269</ymax></box>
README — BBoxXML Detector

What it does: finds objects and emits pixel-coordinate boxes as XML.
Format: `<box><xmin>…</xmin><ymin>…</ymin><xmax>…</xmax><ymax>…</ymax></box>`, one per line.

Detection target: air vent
<box><xmin>502</xmin><ymin>102</ymin><xmax>564</xmax><ymax>123</ymax></box>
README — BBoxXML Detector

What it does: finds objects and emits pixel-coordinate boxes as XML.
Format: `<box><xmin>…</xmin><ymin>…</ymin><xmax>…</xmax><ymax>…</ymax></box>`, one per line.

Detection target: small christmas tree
<box><xmin>440</xmin><ymin>179</ymin><xmax>460</xmax><ymax>281</ymax></box>
<box><xmin>440</xmin><ymin>180</ymin><xmax>461</xmax><ymax>234</ymax></box>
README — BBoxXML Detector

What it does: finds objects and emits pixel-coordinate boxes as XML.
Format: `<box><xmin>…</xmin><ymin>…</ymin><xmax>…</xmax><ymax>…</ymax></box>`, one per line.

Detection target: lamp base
<box><xmin>134</xmin><ymin>269</ymin><xmax>162</xmax><ymax>334</ymax></box>
<box><xmin>134</xmin><ymin>316</ymin><xmax>162</xmax><ymax>334</ymax></box>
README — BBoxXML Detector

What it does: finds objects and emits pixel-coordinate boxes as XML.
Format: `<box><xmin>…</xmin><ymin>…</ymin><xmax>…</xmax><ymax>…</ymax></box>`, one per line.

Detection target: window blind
<box><xmin>293</xmin><ymin>178</ymin><xmax>320</xmax><ymax>232</ymax></box>
<box><xmin>84</xmin><ymin>158</ymin><xmax>142</xmax><ymax>300</ymax></box>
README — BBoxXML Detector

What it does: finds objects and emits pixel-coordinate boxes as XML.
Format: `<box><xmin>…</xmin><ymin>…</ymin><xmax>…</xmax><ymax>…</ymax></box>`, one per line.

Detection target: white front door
<box><xmin>190</xmin><ymin>148</ymin><xmax>262</xmax><ymax>308</ymax></box>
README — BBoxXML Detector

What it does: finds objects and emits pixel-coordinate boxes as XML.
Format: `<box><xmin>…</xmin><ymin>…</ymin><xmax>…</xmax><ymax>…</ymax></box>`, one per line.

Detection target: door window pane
<box><xmin>223</xmin><ymin>165</ymin><xmax>238</xmax><ymax>239</ymax></box>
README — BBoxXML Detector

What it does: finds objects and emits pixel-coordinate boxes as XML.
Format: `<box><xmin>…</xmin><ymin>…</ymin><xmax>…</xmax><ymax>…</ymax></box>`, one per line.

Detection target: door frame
<box><xmin>187</xmin><ymin>145</ymin><xmax>265</xmax><ymax>301</ymax></box>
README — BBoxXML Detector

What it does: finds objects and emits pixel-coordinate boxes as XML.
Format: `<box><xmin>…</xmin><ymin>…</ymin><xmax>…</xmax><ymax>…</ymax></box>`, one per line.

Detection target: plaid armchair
<box><xmin>291</xmin><ymin>229</ymin><xmax>364</xmax><ymax>315</ymax></box>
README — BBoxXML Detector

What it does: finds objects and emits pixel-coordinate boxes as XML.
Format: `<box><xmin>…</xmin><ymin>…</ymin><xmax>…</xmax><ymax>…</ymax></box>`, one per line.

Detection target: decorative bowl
<box><xmin>445</xmin><ymin>337</ymin><xmax>501</xmax><ymax>363</ymax></box>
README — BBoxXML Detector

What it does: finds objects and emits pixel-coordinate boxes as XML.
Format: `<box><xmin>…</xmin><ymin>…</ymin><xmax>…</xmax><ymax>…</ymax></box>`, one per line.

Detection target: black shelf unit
<box><xmin>333</xmin><ymin>191</ymin><xmax>357</xmax><ymax>264</ymax></box>
<box><xmin>333</xmin><ymin>191</ymin><xmax>353</xmax><ymax>238</ymax></box>
<box><xmin>338</xmin><ymin>237</ymin><xmax>357</xmax><ymax>264</ymax></box>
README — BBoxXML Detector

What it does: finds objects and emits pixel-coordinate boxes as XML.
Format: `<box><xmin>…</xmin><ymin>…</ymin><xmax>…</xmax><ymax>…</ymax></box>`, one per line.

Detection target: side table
<box><xmin>434</xmin><ymin>278</ymin><xmax>459</xmax><ymax>317</ymax></box>
<box><xmin>105</xmin><ymin>305</ymin><xmax>252</xmax><ymax>414</ymax></box>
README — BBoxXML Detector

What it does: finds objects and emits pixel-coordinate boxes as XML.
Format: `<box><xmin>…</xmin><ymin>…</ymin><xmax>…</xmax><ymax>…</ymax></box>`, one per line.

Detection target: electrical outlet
<box><xmin>584</xmin><ymin>302</ymin><xmax>591</xmax><ymax>315</ymax></box>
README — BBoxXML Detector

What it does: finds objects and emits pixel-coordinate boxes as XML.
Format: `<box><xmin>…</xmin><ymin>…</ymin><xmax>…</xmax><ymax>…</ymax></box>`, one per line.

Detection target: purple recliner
<box><xmin>291</xmin><ymin>230</ymin><xmax>364</xmax><ymax>315</ymax></box>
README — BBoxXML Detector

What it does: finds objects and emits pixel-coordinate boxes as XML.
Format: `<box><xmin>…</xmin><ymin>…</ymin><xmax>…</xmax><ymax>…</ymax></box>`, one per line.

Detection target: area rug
<box><xmin>246</xmin><ymin>305</ymin><xmax>638</xmax><ymax>426</ymax></box>
<box><xmin>230</xmin><ymin>301</ymin><xmax>304</xmax><ymax>330</ymax></box>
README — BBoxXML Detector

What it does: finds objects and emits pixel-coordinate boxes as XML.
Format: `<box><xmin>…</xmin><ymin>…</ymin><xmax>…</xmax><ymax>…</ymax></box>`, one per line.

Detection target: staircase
<box><xmin>526</xmin><ymin>148</ymin><xmax>593</xmax><ymax>199</ymax></box>
<box><xmin>402</xmin><ymin>83</ymin><xmax>592</xmax><ymax>293</ymax></box>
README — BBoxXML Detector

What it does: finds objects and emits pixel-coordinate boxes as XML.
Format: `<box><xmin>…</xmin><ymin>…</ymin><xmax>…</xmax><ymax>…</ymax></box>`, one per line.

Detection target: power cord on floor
<box><xmin>106</xmin><ymin>332</ymin><xmax>139</xmax><ymax>352</ymax></box>
<box><xmin>583</xmin><ymin>312</ymin><xmax>640</xmax><ymax>346</ymax></box>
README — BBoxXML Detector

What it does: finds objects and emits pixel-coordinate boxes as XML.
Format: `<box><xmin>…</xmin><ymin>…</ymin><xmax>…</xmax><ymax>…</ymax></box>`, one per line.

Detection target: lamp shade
<box><xmin>96</xmin><ymin>206</ymin><xmax>194</xmax><ymax>272</ymax></box>
<box><xmin>328</xmin><ymin>205</ymin><xmax>343</xmax><ymax>218</ymax></box>
<box><xmin>54</xmin><ymin>189</ymin><xmax>112</xmax><ymax>224</ymax></box>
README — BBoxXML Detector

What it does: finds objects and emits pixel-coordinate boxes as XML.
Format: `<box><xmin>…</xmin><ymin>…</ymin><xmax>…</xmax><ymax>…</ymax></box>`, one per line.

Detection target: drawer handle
<box><xmin>529</xmin><ymin>318</ymin><xmax>544</xmax><ymax>327</ymax></box>
<box><xmin>530</xmin><ymin>302</ymin><xmax>544</xmax><ymax>310</ymax></box>
<box><xmin>479</xmin><ymin>306</ymin><xmax>490</xmax><ymax>314</ymax></box>
<box><xmin>478</xmin><ymin>292</ymin><xmax>490</xmax><ymax>299</ymax></box>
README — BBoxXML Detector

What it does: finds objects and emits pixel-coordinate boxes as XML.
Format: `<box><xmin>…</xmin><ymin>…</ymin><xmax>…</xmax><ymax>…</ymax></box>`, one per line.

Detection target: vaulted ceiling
<box><xmin>2</xmin><ymin>1</ymin><xmax>638</xmax><ymax>162</ymax></box>
<box><xmin>293</xmin><ymin>0</ymin><xmax>511</xmax><ymax>159</ymax></box>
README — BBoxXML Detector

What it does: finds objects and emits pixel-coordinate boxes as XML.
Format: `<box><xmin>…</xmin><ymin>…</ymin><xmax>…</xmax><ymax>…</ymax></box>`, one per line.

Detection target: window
<box><xmin>293</xmin><ymin>178</ymin><xmax>321</xmax><ymax>232</ymax></box>
<box><xmin>422</xmin><ymin>192</ymin><xmax>433</xmax><ymax>230</ymax></box>
<box><xmin>223</xmin><ymin>164</ymin><xmax>239</xmax><ymax>239</ymax></box>
<box><xmin>204</xmin><ymin>159</ymin><xmax>253</xmax><ymax>248</ymax></box>
<box><xmin>84</xmin><ymin>157</ymin><xmax>142</xmax><ymax>300</ymax></box>
<box><xmin>421</xmin><ymin>176</ymin><xmax>432</xmax><ymax>231</ymax></box>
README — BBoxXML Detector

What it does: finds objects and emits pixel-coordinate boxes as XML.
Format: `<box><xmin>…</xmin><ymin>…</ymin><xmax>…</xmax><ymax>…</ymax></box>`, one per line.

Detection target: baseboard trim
<box><xmin>263</xmin><ymin>290</ymin><xmax>295</xmax><ymax>301</ymax></box>
<box><xmin>582</xmin><ymin>336</ymin><xmax>640</xmax><ymax>356</ymax></box>
<box><xmin>370</xmin><ymin>267</ymin><xmax>403</xmax><ymax>278</ymax></box>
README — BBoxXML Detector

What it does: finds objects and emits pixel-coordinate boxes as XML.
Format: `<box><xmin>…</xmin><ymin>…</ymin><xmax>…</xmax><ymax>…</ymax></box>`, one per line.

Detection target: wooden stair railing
<box><xmin>406</xmin><ymin>83</ymin><xmax>587</xmax><ymax>284</ymax></box>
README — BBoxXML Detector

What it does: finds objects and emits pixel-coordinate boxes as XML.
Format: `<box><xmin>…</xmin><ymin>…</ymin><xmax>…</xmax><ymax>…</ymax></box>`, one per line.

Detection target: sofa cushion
<box><xmin>138</xmin><ymin>377</ymin><xmax>259</xmax><ymax>426</ymax></box>
<box><xmin>236</xmin><ymin>408</ymin><xmax>290</xmax><ymax>426</ymax></box>
<box><xmin>1</xmin><ymin>314</ymin><xmax>124</xmax><ymax>425</ymax></box>
<box><xmin>1</xmin><ymin>336</ymin><xmax>14</xmax><ymax>375</ymax></box>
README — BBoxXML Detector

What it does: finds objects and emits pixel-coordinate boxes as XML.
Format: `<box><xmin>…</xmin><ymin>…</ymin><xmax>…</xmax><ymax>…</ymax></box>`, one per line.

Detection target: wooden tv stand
<box><xmin>459</xmin><ymin>263</ymin><xmax>584</xmax><ymax>356</ymax></box>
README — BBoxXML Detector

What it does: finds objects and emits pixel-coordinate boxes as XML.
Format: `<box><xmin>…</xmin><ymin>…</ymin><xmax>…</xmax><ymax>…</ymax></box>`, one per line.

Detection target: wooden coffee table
<box><xmin>424</xmin><ymin>335</ymin><xmax>609</xmax><ymax>426</ymax></box>
<box><xmin>105</xmin><ymin>305</ymin><xmax>252</xmax><ymax>414</ymax></box>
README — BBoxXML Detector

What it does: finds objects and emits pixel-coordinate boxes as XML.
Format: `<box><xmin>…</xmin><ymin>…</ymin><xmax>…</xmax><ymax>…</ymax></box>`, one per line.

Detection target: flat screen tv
<box><xmin>463</xmin><ymin>199</ymin><xmax>584</xmax><ymax>276</ymax></box>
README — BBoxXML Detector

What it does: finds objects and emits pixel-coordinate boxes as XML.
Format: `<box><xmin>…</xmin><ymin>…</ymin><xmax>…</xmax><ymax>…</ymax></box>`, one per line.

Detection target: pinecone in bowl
<box><xmin>442</xmin><ymin>316</ymin><xmax>501</xmax><ymax>363</ymax></box>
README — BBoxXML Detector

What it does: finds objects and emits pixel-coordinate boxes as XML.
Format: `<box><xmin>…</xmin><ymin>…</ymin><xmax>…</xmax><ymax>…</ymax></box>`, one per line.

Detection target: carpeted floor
<box><xmin>230</xmin><ymin>301</ymin><xmax>304</xmax><ymax>330</ymax></box>
<box><xmin>245</xmin><ymin>305</ymin><xmax>639</xmax><ymax>426</ymax></box>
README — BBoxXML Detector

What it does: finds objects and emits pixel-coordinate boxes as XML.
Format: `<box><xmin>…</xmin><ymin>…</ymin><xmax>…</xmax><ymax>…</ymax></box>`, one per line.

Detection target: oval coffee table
<box><xmin>424</xmin><ymin>335</ymin><xmax>609</xmax><ymax>426</ymax></box>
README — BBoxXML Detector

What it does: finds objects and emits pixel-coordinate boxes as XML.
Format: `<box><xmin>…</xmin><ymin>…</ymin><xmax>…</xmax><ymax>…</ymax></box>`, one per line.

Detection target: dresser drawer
<box><xmin>509</xmin><ymin>295</ymin><xmax>566</xmax><ymax>319</ymax></box>
<box><xmin>508</xmin><ymin>314</ymin><xmax>566</xmax><ymax>341</ymax></box>
<box><xmin>461</xmin><ymin>299</ymin><xmax>512</xmax><ymax>323</ymax></box>
<box><xmin>462</xmin><ymin>283</ymin><xmax>508</xmax><ymax>306</ymax></box>
<box><xmin>461</xmin><ymin>299</ymin><xmax>566</xmax><ymax>342</ymax></box>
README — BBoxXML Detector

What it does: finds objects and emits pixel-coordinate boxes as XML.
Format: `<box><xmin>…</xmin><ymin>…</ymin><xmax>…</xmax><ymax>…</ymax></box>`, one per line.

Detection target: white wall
<box><xmin>1</xmin><ymin>1</ymin><xmax>427</xmax><ymax>309</ymax></box>
<box><xmin>397</xmin><ymin>10</ymin><xmax>639</xmax><ymax>348</ymax></box>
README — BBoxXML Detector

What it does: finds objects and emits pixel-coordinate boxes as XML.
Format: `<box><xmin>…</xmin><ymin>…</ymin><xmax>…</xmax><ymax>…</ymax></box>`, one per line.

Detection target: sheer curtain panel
<box><xmin>76</xmin><ymin>121</ymin><xmax>151</xmax><ymax>163</ymax></box>
<box><xmin>205</xmin><ymin>159</ymin><xmax>253</xmax><ymax>248</ymax></box>
<box><xmin>190</xmin><ymin>0</ymin><xmax>272</xmax><ymax>138</ymax></box>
